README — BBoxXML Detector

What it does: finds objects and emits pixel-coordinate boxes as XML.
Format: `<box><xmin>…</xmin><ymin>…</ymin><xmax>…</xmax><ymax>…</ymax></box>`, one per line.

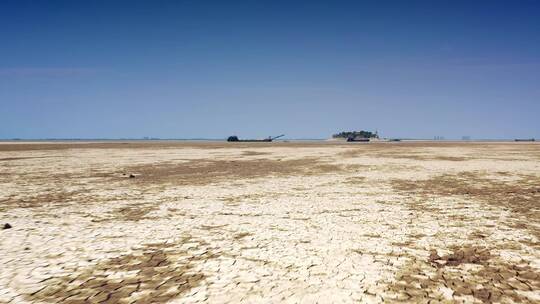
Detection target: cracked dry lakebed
<box><xmin>0</xmin><ymin>141</ymin><xmax>539</xmax><ymax>303</ymax></box>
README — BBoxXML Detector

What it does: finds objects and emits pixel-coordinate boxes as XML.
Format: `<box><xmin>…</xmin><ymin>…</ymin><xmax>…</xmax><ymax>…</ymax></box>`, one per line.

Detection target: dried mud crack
<box><xmin>385</xmin><ymin>245</ymin><xmax>540</xmax><ymax>303</ymax></box>
<box><xmin>25</xmin><ymin>238</ymin><xmax>215</xmax><ymax>303</ymax></box>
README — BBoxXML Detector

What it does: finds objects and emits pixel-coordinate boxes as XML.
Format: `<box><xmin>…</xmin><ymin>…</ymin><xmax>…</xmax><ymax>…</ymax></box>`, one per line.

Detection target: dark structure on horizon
<box><xmin>227</xmin><ymin>134</ymin><xmax>285</xmax><ymax>142</ymax></box>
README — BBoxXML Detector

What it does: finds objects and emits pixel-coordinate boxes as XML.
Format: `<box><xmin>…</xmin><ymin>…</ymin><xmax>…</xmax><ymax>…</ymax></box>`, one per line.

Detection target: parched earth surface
<box><xmin>0</xmin><ymin>141</ymin><xmax>539</xmax><ymax>303</ymax></box>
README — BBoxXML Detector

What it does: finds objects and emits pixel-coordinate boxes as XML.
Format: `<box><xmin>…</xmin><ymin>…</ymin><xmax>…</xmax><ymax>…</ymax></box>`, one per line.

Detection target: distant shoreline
<box><xmin>0</xmin><ymin>138</ymin><xmax>534</xmax><ymax>143</ymax></box>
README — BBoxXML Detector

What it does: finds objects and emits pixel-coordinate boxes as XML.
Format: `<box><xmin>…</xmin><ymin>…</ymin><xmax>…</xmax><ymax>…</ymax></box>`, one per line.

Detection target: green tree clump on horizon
<box><xmin>332</xmin><ymin>131</ymin><xmax>378</xmax><ymax>139</ymax></box>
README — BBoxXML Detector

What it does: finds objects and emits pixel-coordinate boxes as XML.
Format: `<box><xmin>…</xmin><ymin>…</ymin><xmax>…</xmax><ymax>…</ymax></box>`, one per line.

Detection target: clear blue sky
<box><xmin>1</xmin><ymin>0</ymin><xmax>539</xmax><ymax>139</ymax></box>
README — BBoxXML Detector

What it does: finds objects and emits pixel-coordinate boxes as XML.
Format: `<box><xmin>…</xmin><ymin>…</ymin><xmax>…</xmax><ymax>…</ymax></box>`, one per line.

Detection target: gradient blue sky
<box><xmin>1</xmin><ymin>0</ymin><xmax>539</xmax><ymax>139</ymax></box>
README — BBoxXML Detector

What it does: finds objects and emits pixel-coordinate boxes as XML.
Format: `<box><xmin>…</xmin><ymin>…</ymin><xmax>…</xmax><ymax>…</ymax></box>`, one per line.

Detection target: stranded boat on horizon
<box><xmin>227</xmin><ymin>134</ymin><xmax>285</xmax><ymax>142</ymax></box>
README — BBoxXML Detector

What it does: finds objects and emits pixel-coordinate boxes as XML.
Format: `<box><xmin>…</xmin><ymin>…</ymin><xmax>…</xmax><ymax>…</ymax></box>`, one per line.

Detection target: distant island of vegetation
<box><xmin>332</xmin><ymin>130</ymin><xmax>379</xmax><ymax>139</ymax></box>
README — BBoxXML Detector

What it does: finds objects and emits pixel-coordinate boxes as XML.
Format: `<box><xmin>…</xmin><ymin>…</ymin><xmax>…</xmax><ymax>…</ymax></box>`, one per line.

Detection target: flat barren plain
<box><xmin>0</xmin><ymin>141</ymin><xmax>539</xmax><ymax>304</ymax></box>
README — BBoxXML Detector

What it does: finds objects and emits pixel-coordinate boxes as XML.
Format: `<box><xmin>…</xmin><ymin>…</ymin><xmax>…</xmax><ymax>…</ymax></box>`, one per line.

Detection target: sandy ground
<box><xmin>0</xmin><ymin>141</ymin><xmax>539</xmax><ymax>303</ymax></box>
